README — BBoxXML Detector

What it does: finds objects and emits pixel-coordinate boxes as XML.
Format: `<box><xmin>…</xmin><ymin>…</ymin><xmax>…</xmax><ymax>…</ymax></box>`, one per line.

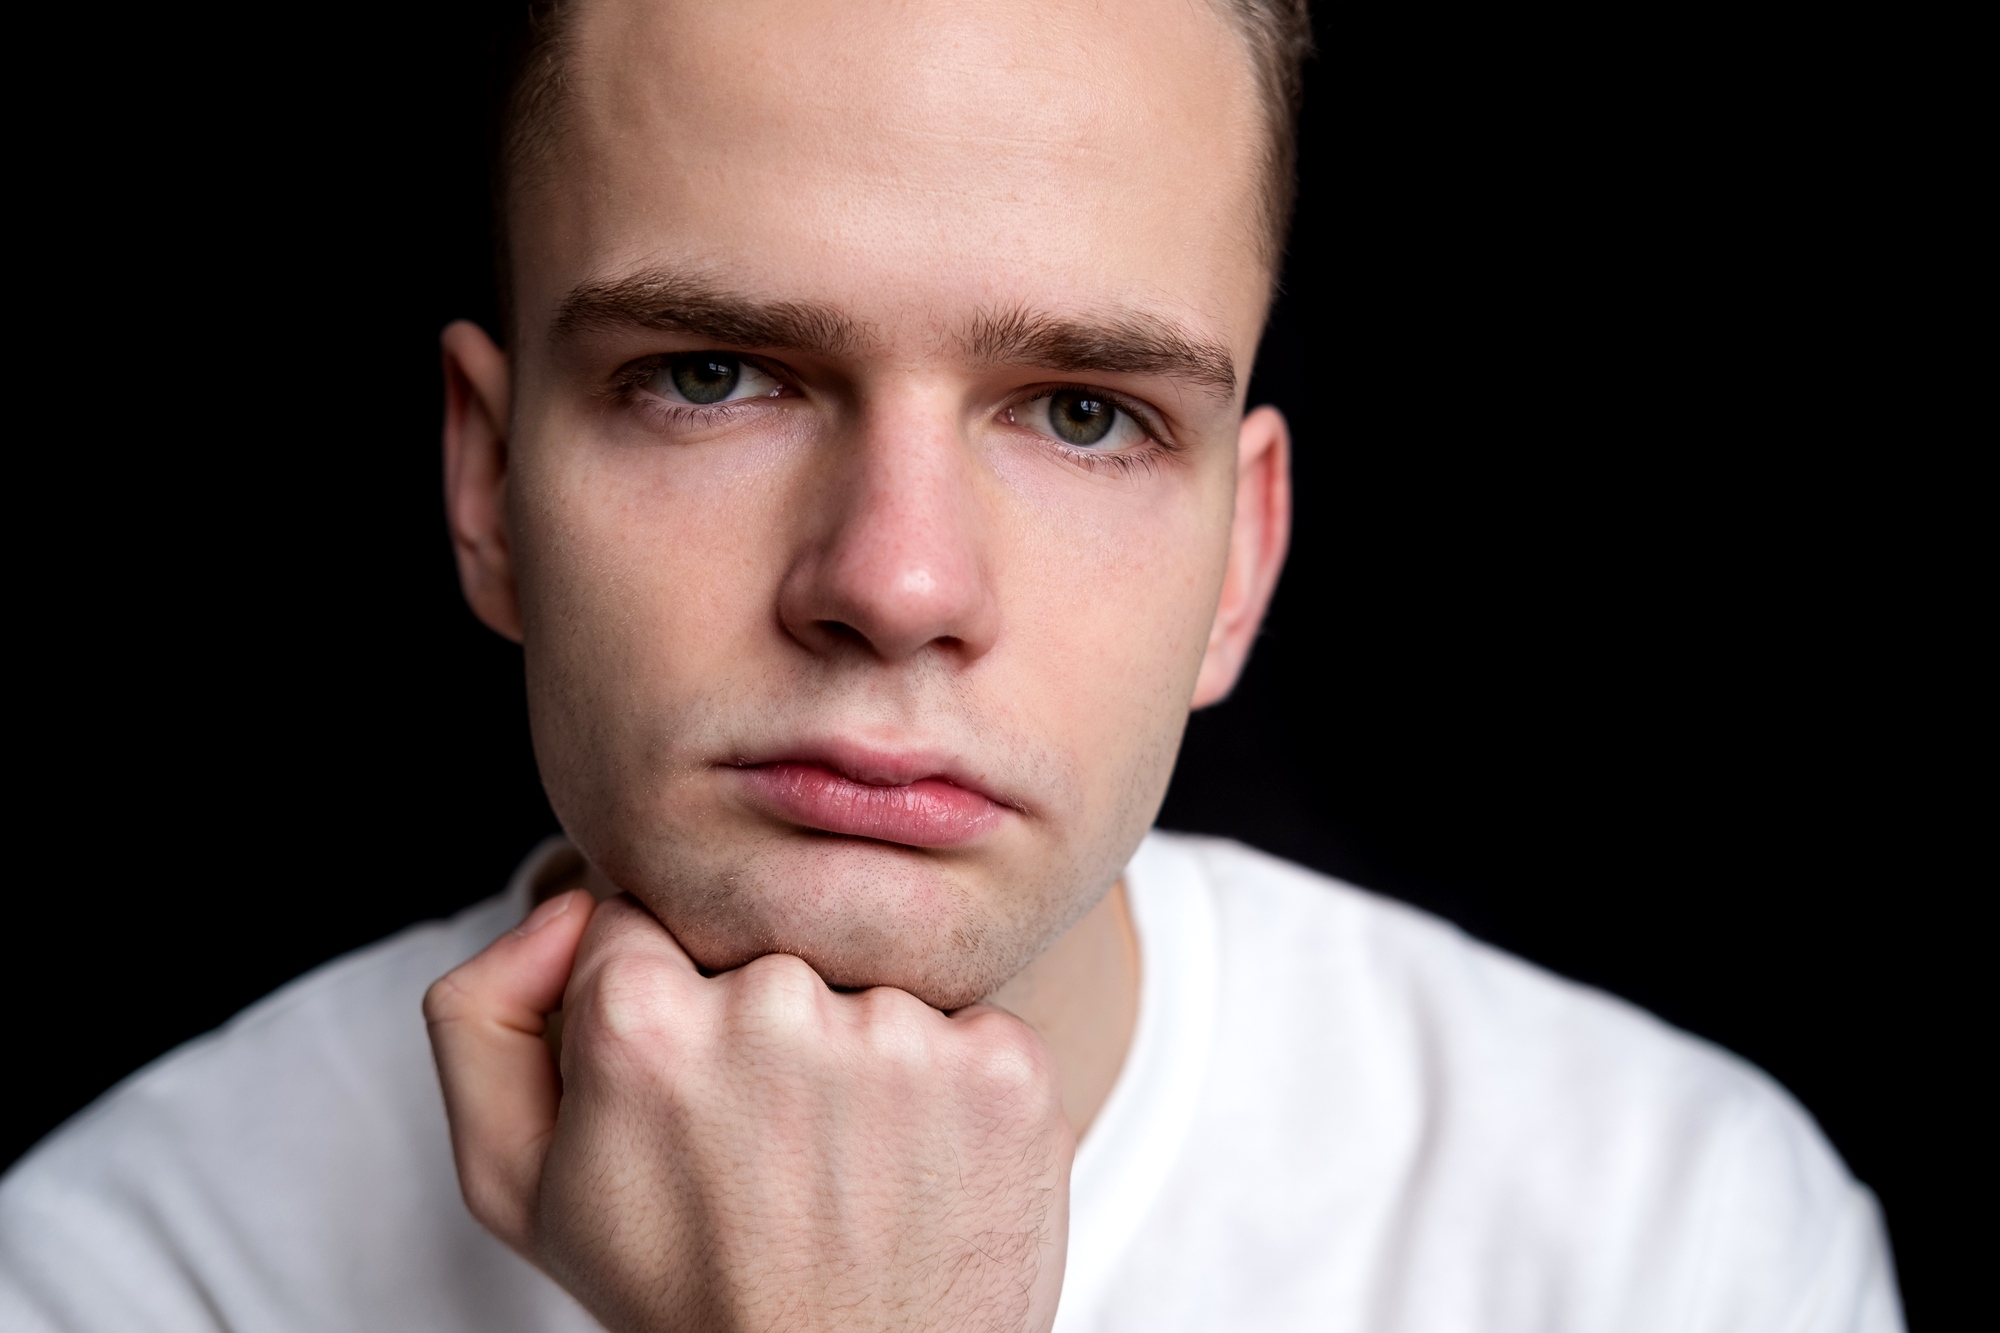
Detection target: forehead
<box><xmin>514</xmin><ymin>0</ymin><xmax>1270</xmax><ymax>354</ymax></box>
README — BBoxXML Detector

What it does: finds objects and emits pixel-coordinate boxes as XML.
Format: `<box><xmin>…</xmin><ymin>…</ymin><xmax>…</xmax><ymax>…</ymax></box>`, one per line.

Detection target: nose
<box><xmin>777</xmin><ymin>398</ymin><xmax>1000</xmax><ymax>665</ymax></box>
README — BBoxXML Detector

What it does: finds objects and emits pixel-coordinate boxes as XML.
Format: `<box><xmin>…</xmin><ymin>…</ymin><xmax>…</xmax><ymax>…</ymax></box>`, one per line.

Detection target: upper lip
<box><xmin>724</xmin><ymin>738</ymin><xmax>1024</xmax><ymax>813</ymax></box>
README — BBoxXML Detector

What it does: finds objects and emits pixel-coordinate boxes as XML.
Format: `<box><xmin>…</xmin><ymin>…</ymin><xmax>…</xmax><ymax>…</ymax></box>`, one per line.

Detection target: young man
<box><xmin>0</xmin><ymin>0</ymin><xmax>1901</xmax><ymax>1329</ymax></box>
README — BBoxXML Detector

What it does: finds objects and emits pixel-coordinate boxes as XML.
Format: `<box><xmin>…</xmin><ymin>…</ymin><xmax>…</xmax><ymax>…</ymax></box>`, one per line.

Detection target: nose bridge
<box><xmin>779</xmin><ymin>388</ymin><xmax>998</xmax><ymax>663</ymax></box>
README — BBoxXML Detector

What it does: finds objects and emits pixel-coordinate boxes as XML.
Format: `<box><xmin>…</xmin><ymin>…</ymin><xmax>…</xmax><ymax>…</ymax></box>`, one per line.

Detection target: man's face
<box><xmin>488</xmin><ymin>0</ymin><xmax>1280</xmax><ymax>1007</ymax></box>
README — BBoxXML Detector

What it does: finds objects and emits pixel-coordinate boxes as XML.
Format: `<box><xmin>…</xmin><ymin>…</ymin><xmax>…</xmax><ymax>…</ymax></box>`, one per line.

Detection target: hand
<box><xmin>424</xmin><ymin>890</ymin><xmax>1073</xmax><ymax>1333</ymax></box>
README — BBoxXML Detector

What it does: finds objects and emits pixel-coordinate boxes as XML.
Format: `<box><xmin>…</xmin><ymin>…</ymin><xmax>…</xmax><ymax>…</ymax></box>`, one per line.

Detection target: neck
<box><xmin>988</xmin><ymin>880</ymin><xmax>1141</xmax><ymax>1139</ymax></box>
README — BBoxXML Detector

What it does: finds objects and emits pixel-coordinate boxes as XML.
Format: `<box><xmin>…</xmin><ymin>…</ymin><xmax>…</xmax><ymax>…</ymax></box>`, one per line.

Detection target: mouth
<box><xmin>725</xmin><ymin>744</ymin><xmax>1017</xmax><ymax>849</ymax></box>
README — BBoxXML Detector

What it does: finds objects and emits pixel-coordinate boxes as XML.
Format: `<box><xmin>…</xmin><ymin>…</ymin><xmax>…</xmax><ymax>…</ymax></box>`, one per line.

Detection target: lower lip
<box><xmin>733</xmin><ymin>763</ymin><xmax>1006</xmax><ymax>848</ymax></box>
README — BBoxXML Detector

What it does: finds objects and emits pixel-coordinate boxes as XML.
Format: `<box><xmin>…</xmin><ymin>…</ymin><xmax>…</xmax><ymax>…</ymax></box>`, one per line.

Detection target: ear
<box><xmin>442</xmin><ymin>319</ymin><xmax>523</xmax><ymax>643</ymax></box>
<box><xmin>1191</xmin><ymin>405</ymin><xmax>1291</xmax><ymax>708</ymax></box>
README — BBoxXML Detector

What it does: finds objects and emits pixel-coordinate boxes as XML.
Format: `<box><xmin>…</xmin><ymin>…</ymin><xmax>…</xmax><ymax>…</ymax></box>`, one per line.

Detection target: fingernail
<box><xmin>513</xmin><ymin>892</ymin><xmax>575</xmax><ymax>938</ymax></box>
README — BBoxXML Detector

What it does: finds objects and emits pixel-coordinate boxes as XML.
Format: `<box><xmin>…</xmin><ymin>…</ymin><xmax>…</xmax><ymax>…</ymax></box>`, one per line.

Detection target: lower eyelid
<box><xmin>629</xmin><ymin>395</ymin><xmax>773</xmax><ymax>426</ymax></box>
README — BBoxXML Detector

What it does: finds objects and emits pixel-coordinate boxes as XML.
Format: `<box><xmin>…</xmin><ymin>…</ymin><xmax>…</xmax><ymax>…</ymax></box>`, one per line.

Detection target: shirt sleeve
<box><xmin>0</xmin><ymin>1149</ymin><xmax>229</xmax><ymax>1333</ymax></box>
<box><xmin>1683</xmin><ymin>1080</ymin><xmax>1905</xmax><ymax>1333</ymax></box>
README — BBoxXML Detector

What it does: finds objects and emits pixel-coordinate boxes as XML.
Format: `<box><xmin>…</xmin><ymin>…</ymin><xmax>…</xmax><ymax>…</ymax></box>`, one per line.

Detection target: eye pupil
<box><xmin>670</xmin><ymin>354</ymin><xmax>740</xmax><ymax>404</ymax></box>
<box><xmin>1048</xmin><ymin>390</ymin><xmax>1115</xmax><ymax>446</ymax></box>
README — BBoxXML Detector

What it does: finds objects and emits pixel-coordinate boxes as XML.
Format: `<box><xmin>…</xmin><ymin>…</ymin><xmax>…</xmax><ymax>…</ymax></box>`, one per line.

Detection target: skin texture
<box><xmin>425</xmin><ymin>0</ymin><xmax>1292</xmax><ymax>1327</ymax></box>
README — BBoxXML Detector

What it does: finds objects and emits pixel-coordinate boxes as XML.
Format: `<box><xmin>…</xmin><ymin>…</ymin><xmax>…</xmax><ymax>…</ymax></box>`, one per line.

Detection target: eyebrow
<box><xmin>959</xmin><ymin>307</ymin><xmax>1239</xmax><ymax>399</ymax></box>
<box><xmin>551</xmin><ymin>272</ymin><xmax>863</xmax><ymax>358</ymax></box>
<box><xmin>551</xmin><ymin>270</ymin><xmax>1239</xmax><ymax>400</ymax></box>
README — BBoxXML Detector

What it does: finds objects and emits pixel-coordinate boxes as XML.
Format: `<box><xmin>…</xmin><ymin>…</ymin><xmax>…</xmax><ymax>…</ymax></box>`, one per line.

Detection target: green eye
<box><xmin>1047</xmin><ymin>390</ymin><xmax>1117</xmax><ymax>446</ymax></box>
<box><xmin>669</xmin><ymin>354</ymin><xmax>741</xmax><ymax>404</ymax></box>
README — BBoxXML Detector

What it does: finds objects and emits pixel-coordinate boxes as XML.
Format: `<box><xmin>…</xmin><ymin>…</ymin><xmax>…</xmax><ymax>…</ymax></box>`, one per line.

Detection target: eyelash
<box><xmin>606</xmin><ymin>354</ymin><xmax>794</xmax><ymax>428</ymax></box>
<box><xmin>607</xmin><ymin>358</ymin><xmax>1180</xmax><ymax>474</ymax></box>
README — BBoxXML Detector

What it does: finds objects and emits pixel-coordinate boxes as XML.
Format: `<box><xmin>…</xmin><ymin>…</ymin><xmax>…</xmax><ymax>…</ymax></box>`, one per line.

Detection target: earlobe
<box><xmin>441</xmin><ymin>320</ymin><xmax>524</xmax><ymax>643</ymax></box>
<box><xmin>1190</xmin><ymin>405</ymin><xmax>1292</xmax><ymax>708</ymax></box>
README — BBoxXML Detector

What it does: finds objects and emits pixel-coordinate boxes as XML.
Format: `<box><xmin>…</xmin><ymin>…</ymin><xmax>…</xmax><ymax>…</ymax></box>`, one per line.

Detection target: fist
<box><xmin>424</xmin><ymin>890</ymin><xmax>1073</xmax><ymax>1333</ymax></box>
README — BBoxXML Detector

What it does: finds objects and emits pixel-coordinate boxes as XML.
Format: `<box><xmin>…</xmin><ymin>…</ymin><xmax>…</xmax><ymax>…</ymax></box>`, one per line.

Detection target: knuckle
<box><xmin>421</xmin><ymin>970</ymin><xmax>473</xmax><ymax>1026</ymax></box>
<box><xmin>959</xmin><ymin>1013</ymin><xmax>1058</xmax><ymax>1109</ymax></box>
<box><xmin>729</xmin><ymin>954</ymin><xmax>826</xmax><ymax>1038</ymax></box>
<box><xmin>857</xmin><ymin>987</ymin><xmax>936</xmax><ymax>1067</ymax></box>
<box><xmin>571</xmin><ymin>951</ymin><xmax>673</xmax><ymax>1044</ymax></box>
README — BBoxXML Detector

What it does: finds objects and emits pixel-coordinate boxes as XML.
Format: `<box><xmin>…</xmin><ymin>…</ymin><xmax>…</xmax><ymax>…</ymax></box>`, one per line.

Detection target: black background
<box><xmin>14</xmin><ymin>3</ymin><xmax>1973</xmax><ymax>1324</ymax></box>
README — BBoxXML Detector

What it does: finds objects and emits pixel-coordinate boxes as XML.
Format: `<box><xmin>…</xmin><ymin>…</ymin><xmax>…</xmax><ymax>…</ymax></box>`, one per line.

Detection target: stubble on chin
<box><xmin>607</xmin><ymin>829</ymin><xmax>1115</xmax><ymax>1011</ymax></box>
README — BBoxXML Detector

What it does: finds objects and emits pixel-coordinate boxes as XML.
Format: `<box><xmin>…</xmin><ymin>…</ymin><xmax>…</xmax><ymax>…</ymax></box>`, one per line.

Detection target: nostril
<box><xmin>816</xmin><ymin>620</ymin><xmax>870</xmax><ymax>648</ymax></box>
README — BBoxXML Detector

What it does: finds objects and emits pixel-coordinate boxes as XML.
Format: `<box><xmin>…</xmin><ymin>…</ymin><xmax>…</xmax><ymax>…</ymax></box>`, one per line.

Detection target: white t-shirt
<box><xmin>0</xmin><ymin>833</ymin><xmax>1903</xmax><ymax>1332</ymax></box>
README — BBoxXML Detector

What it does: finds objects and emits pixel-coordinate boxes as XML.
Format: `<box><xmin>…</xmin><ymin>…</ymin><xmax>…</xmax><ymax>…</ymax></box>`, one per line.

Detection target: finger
<box><xmin>566</xmin><ymin>892</ymin><xmax>705</xmax><ymax>993</ymax></box>
<box><xmin>423</xmin><ymin>888</ymin><xmax>596</xmax><ymax>1250</ymax></box>
<box><xmin>551</xmin><ymin>895</ymin><xmax>730</xmax><ymax>1078</ymax></box>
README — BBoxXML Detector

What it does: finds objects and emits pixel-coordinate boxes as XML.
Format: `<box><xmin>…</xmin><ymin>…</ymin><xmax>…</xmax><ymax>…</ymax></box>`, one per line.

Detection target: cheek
<box><xmin>510</xmin><ymin>413</ymin><xmax>803</xmax><ymax>728</ymax></box>
<box><xmin>988</xmin><ymin>450</ymin><xmax>1232</xmax><ymax>802</ymax></box>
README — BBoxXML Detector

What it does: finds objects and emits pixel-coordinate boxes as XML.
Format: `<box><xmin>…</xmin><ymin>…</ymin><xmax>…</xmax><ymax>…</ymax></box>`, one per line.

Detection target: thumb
<box><xmin>424</xmin><ymin>888</ymin><xmax>596</xmax><ymax>1252</ymax></box>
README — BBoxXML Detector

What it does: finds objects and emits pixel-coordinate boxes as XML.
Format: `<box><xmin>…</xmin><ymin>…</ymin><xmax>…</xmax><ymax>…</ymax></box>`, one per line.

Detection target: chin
<box><xmin>621</xmin><ymin>830</ymin><xmax>1074</xmax><ymax>1011</ymax></box>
